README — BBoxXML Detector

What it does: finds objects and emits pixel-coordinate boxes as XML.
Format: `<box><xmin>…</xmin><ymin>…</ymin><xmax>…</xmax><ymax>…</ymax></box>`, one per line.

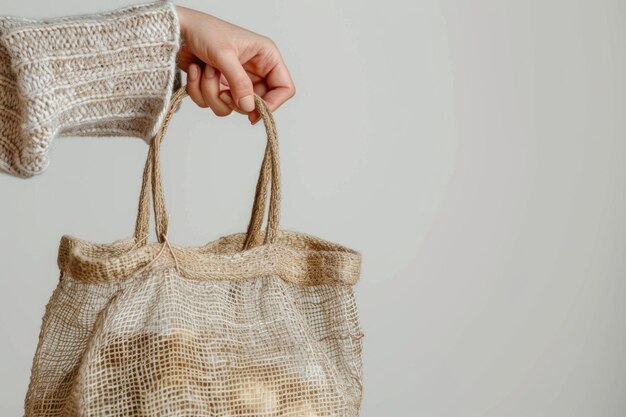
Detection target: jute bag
<box><xmin>23</xmin><ymin>86</ymin><xmax>364</xmax><ymax>417</ymax></box>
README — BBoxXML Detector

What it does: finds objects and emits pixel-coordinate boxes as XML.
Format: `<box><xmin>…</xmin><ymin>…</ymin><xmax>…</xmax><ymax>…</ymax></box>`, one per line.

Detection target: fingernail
<box><xmin>238</xmin><ymin>95</ymin><xmax>255</xmax><ymax>112</ymax></box>
<box><xmin>219</xmin><ymin>92</ymin><xmax>232</xmax><ymax>104</ymax></box>
<box><xmin>251</xmin><ymin>118</ymin><xmax>260</xmax><ymax>125</ymax></box>
<box><xmin>188</xmin><ymin>65</ymin><xmax>198</xmax><ymax>81</ymax></box>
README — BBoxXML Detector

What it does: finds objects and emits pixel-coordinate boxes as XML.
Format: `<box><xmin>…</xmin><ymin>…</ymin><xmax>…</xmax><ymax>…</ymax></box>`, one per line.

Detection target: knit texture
<box><xmin>0</xmin><ymin>0</ymin><xmax>182</xmax><ymax>178</ymax></box>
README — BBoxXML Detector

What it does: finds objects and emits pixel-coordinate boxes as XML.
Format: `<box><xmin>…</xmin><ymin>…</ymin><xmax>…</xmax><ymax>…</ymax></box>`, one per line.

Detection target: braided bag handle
<box><xmin>133</xmin><ymin>86</ymin><xmax>281</xmax><ymax>249</ymax></box>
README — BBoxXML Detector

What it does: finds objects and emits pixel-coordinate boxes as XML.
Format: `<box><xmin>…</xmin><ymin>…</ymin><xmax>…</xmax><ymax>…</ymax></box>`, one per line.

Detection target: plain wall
<box><xmin>1</xmin><ymin>0</ymin><xmax>625</xmax><ymax>416</ymax></box>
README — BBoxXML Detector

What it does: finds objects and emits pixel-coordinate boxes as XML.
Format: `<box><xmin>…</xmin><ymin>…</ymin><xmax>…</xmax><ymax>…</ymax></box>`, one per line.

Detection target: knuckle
<box><xmin>210</xmin><ymin>42</ymin><xmax>229</xmax><ymax>56</ymax></box>
<box><xmin>212</xmin><ymin>47</ymin><xmax>234</xmax><ymax>65</ymax></box>
<box><xmin>262</xmin><ymin>36</ymin><xmax>277</xmax><ymax>48</ymax></box>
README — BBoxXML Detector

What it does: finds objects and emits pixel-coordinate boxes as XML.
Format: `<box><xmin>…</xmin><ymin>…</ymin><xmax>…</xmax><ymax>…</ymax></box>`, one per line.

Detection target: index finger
<box><xmin>257</xmin><ymin>59</ymin><xmax>296</xmax><ymax>112</ymax></box>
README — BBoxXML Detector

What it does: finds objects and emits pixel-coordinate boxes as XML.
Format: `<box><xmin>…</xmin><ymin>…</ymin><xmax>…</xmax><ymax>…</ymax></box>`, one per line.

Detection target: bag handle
<box><xmin>132</xmin><ymin>86</ymin><xmax>281</xmax><ymax>250</ymax></box>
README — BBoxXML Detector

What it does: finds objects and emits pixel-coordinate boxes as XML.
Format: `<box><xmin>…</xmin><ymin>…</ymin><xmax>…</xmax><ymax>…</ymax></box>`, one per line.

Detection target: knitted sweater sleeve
<box><xmin>0</xmin><ymin>0</ymin><xmax>182</xmax><ymax>178</ymax></box>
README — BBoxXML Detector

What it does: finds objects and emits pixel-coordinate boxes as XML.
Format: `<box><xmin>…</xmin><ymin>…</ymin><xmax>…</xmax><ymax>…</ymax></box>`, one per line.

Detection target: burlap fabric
<box><xmin>22</xmin><ymin>86</ymin><xmax>364</xmax><ymax>417</ymax></box>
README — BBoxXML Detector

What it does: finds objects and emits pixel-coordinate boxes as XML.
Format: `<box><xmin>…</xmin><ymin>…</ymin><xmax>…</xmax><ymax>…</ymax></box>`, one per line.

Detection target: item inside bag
<box><xmin>96</xmin><ymin>331</ymin><xmax>337</xmax><ymax>416</ymax></box>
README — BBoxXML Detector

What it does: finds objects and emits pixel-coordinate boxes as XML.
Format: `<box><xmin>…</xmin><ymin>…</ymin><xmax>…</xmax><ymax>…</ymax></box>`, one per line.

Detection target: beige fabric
<box><xmin>0</xmin><ymin>0</ymin><xmax>181</xmax><ymax>178</ymax></box>
<box><xmin>24</xmin><ymin>86</ymin><xmax>364</xmax><ymax>416</ymax></box>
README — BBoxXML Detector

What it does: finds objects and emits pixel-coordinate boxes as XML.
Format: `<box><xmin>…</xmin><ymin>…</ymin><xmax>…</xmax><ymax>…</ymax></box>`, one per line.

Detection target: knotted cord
<box><xmin>128</xmin><ymin>214</ymin><xmax>182</xmax><ymax>278</ymax></box>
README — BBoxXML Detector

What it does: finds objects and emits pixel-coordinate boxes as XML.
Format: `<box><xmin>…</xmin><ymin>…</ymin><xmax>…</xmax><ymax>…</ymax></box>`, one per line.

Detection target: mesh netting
<box><xmin>25</xmin><ymin>243</ymin><xmax>363</xmax><ymax>416</ymax></box>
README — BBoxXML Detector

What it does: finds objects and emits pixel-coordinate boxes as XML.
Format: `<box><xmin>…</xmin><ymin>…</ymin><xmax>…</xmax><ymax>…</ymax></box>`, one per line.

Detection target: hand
<box><xmin>175</xmin><ymin>5</ymin><xmax>296</xmax><ymax>124</ymax></box>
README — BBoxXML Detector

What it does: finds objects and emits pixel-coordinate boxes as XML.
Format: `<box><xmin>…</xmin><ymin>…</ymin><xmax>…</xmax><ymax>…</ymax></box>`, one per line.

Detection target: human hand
<box><xmin>175</xmin><ymin>5</ymin><xmax>296</xmax><ymax>124</ymax></box>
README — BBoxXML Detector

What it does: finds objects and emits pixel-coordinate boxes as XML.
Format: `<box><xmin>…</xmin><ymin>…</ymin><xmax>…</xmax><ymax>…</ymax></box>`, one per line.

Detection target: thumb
<box><xmin>215</xmin><ymin>52</ymin><xmax>256</xmax><ymax>113</ymax></box>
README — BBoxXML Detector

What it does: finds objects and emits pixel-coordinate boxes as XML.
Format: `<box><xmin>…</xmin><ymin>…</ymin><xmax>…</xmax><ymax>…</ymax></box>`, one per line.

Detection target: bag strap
<box><xmin>133</xmin><ymin>86</ymin><xmax>281</xmax><ymax>249</ymax></box>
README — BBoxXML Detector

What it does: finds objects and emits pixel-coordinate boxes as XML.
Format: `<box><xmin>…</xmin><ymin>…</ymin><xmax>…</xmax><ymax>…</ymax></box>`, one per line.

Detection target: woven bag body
<box><xmin>23</xmin><ymin>88</ymin><xmax>364</xmax><ymax>417</ymax></box>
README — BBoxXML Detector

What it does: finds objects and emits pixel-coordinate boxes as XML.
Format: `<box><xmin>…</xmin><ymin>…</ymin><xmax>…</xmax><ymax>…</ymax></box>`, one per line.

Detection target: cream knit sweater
<box><xmin>0</xmin><ymin>0</ymin><xmax>182</xmax><ymax>178</ymax></box>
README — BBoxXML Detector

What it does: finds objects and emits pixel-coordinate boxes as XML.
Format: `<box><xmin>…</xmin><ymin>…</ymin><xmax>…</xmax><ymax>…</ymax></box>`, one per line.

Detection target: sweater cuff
<box><xmin>0</xmin><ymin>0</ymin><xmax>182</xmax><ymax>178</ymax></box>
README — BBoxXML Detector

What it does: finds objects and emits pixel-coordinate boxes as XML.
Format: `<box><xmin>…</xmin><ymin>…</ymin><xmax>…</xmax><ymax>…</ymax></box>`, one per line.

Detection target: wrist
<box><xmin>174</xmin><ymin>5</ymin><xmax>189</xmax><ymax>40</ymax></box>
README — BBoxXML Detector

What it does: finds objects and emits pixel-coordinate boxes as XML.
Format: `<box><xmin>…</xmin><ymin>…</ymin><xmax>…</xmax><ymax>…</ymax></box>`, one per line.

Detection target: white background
<box><xmin>1</xmin><ymin>1</ymin><xmax>625</xmax><ymax>416</ymax></box>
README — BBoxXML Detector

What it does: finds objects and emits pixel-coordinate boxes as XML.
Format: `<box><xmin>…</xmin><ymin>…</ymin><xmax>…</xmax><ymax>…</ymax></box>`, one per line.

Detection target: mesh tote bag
<box><xmin>23</xmin><ymin>86</ymin><xmax>364</xmax><ymax>417</ymax></box>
